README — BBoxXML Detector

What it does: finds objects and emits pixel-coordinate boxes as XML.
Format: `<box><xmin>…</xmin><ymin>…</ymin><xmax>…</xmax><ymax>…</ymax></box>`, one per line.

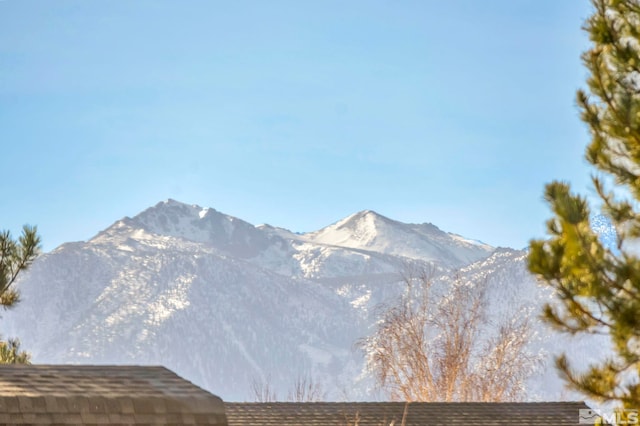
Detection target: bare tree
<box><xmin>287</xmin><ymin>374</ymin><xmax>326</xmax><ymax>402</ymax></box>
<box><xmin>358</xmin><ymin>270</ymin><xmax>540</xmax><ymax>401</ymax></box>
<box><xmin>249</xmin><ymin>375</ymin><xmax>278</xmax><ymax>402</ymax></box>
<box><xmin>249</xmin><ymin>373</ymin><xmax>325</xmax><ymax>402</ymax></box>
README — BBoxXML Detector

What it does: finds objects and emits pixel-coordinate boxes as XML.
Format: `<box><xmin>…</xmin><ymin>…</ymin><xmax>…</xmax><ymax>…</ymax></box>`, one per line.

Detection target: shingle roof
<box><xmin>225</xmin><ymin>401</ymin><xmax>591</xmax><ymax>426</ymax></box>
<box><xmin>0</xmin><ymin>364</ymin><xmax>227</xmax><ymax>425</ymax></box>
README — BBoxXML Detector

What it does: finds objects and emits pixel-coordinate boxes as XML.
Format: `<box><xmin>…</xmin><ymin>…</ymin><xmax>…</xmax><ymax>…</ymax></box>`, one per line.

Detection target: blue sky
<box><xmin>1</xmin><ymin>1</ymin><xmax>595</xmax><ymax>251</ymax></box>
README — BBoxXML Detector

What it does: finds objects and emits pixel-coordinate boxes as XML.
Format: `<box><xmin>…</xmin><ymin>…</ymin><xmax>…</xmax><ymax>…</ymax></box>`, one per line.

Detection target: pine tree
<box><xmin>0</xmin><ymin>225</ymin><xmax>41</xmax><ymax>364</ymax></box>
<box><xmin>528</xmin><ymin>0</ymin><xmax>640</xmax><ymax>408</ymax></box>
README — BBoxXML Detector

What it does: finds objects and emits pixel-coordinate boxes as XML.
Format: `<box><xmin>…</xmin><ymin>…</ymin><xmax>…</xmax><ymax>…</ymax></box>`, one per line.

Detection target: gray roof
<box><xmin>0</xmin><ymin>364</ymin><xmax>227</xmax><ymax>425</ymax></box>
<box><xmin>225</xmin><ymin>401</ymin><xmax>591</xmax><ymax>426</ymax></box>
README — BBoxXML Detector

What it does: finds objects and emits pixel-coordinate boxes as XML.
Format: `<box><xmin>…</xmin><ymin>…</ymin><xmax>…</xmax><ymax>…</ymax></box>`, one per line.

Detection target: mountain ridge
<box><xmin>3</xmin><ymin>199</ymin><xmax>612</xmax><ymax>402</ymax></box>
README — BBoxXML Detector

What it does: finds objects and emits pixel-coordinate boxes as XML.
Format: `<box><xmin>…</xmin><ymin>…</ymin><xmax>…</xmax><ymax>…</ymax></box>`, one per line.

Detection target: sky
<box><xmin>1</xmin><ymin>1</ymin><xmax>596</xmax><ymax>252</ymax></box>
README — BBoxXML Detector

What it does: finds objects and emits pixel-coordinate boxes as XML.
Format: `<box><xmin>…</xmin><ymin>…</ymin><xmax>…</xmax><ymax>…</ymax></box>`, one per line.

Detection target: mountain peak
<box><xmin>304</xmin><ymin>210</ymin><xmax>493</xmax><ymax>267</ymax></box>
<box><xmin>335</xmin><ymin>209</ymin><xmax>393</xmax><ymax>229</ymax></box>
<box><xmin>162</xmin><ymin>198</ymin><xmax>187</xmax><ymax>206</ymax></box>
<box><xmin>95</xmin><ymin>200</ymin><xmax>273</xmax><ymax>258</ymax></box>
<box><xmin>92</xmin><ymin>201</ymin><xmax>493</xmax><ymax>267</ymax></box>
<box><xmin>354</xmin><ymin>209</ymin><xmax>383</xmax><ymax>217</ymax></box>
<box><xmin>150</xmin><ymin>198</ymin><xmax>210</xmax><ymax>215</ymax></box>
<box><xmin>131</xmin><ymin>200</ymin><xmax>216</xmax><ymax>231</ymax></box>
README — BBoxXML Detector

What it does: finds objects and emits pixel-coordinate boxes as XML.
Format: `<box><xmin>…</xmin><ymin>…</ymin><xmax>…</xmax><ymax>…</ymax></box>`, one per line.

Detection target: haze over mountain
<box><xmin>3</xmin><ymin>200</ymin><xmax>609</xmax><ymax>401</ymax></box>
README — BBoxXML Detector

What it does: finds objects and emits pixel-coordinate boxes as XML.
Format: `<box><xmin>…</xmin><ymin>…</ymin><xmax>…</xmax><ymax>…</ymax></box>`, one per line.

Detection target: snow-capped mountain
<box><xmin>1</xmin><ymin>200</ymin><xmax>603</xmax><ymax>401</ymax></box>
<box><xmin>304</xmin><ymin>209</ymin><xmax>493</xmax><ymax>267</ymax></box>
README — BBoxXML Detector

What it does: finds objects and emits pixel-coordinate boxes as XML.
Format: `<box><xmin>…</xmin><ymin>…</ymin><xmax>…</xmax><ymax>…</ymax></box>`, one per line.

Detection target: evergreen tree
<box><xmin>0</xmin><ymin>225</ymin><xmax>41</xmax><ymax>364</ymax></box>
<box><xmin>528</xmin><ymin>0</ymin><xmax>640</xmax><ymax>407</ymax></box>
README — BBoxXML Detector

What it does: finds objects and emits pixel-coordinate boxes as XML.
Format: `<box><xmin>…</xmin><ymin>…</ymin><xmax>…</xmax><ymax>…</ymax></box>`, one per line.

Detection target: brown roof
<box><xmin>0</xmin><ymin>364</ymin><xmax>227</xmax><ymax>425</ymax></box>
<box><xmin>225</xmin><ymin>401</ymin><xmax>591</xmax><ymax>426</ymax></box>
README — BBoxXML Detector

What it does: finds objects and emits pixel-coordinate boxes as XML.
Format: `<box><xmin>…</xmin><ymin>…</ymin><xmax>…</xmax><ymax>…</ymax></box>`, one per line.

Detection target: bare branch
<box><xmin>358</xmin><ymin>269</ymin><xmax>540</xmax><ymax>401</ymax></box>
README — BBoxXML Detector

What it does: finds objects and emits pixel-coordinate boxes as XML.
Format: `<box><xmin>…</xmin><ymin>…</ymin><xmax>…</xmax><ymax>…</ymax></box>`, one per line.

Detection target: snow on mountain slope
<box><xmin>324</xmin><ymin>246</ymin><xmax>606</xmax><ymax>402</ymax></box>
<box><xmin>304</xmin><ymin>210</ymin><xmax>494</xmax><ymax>267</ymax></box>
<box><xmin>460</xmin><ymin>248</ymin><xmax>613</xmax><ymax>403</ymax></box>
<box><xmin>93</xmin><ymin>201</ymin><xmax>435</xmax><ymax>282</ymax></box>
<box><xmin>4</xmin><ymin>222</ymin><xmax>363</xmax><ymax>401</ymax></box>
<box><xmin>104</xmin><ymin>199</ymin><xmax>276</xmax><ymax>258</ymax></box>
<box><xmin>2</xmin><ymin>199</ymin><xmax>606</xmax><ymax>402</ymax></box>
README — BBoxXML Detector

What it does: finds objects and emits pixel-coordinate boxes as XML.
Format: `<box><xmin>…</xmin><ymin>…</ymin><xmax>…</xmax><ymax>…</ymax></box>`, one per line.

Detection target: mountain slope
<box><xmin>2</xmin><ymin>199</ymin><xmax>607</xmax><ymax>402</ymax></box>
<box><xmin>6</xmin><ymin>220</ymin><xmax>363</xmax><ymax>400</ymax></box>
